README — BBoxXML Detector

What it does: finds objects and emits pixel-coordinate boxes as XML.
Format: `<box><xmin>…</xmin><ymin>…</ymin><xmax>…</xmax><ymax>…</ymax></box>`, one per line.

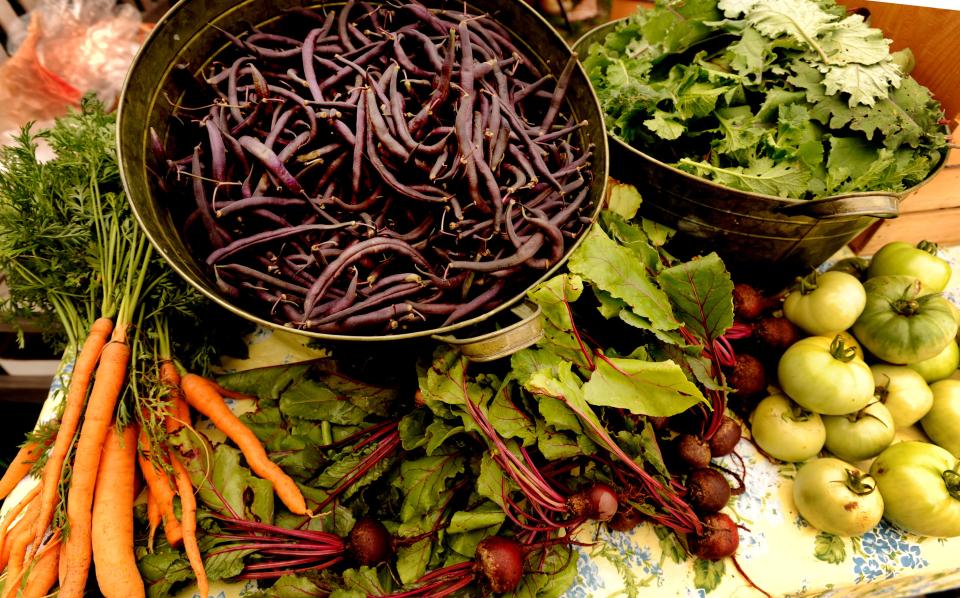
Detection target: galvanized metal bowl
<box><xmin>573</xmin><ymin>18</ymin><xmax>947</xmax><ymax>286</ymax></box>
<box><xmin>118</xmin><ymin>0</ymin><xmax>609</xmax><ymax>346</ymax></box>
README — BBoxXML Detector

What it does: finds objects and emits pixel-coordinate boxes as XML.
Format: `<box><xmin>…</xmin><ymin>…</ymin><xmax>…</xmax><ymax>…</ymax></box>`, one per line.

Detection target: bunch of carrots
<box><xmin>0</xmin><ymin>339</ymin><xmax>311</xmax><ymax>597</ymax></box>
<box><xmin>0</xmin><ymin>99</ymin><xmax>307</xmax><ymax>597</ymax></box>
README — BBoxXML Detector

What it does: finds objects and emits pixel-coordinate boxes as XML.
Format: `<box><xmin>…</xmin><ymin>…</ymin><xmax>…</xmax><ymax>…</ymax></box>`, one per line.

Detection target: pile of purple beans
<box><xmin>154</xmin><ymin>0</ymin><xmax>595</xmax><ymax>335</ymax></box>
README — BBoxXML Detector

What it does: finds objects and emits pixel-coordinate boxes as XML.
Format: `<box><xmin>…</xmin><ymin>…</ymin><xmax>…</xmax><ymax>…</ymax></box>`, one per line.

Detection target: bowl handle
<box><xmin>432</xmin><ymin>301</ymin><xmax>543</xmax><ymax>362</ymax></box>
<box><xmin>776</xmin><ymin>193</ymin><xmax>900</xmax><ymax>219</ymax></box>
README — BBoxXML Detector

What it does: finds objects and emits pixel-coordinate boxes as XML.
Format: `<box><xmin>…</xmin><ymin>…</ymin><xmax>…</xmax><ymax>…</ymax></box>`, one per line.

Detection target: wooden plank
<box><xmin>610</xmin><ymin>0</ymin><xmax>648</xmax><ymax>20</ymax></box>
<box><xmin>856</xmin><ymin>208</ymin><xmax>960</xmax><ymax>255</ymax></box>
<box><xmin>901</xmin><ymin>172</ymin><xmax>960</xmax><ymax>213</ymax></box>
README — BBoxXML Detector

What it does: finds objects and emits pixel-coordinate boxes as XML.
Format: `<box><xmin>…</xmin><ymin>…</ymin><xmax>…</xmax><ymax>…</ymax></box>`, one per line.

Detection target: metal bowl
<box><xmin>118</xmin><ymin>0</ymin><xmax>609</xmax><ymax>343</ymax></box>
<box><xmin>573</xmin><ymin>18</ymin><xmax>947</xmax><ymax>286</ymax></box>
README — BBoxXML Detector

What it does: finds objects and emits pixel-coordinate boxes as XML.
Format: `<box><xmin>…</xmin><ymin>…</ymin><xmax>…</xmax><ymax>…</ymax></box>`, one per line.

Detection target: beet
<box><xmin>675</xmin><ymin>434</ymin><xmax>712</xmax><ymax>470</ymax></box>
<box><xmin>726</xmin><ymin>354</ymin><xmax>766</xmax><ymax>398</ymax></box>
<box><xmin>708</xmin><ymin>416</ymin><xmax>742</xmax><ymax>457</ymax></box>
<box><xmin>608</xmin><ymin>504</ymin><xmax>645</xmax><ymax>532</ymax></box>
<box><xmin>568</xmin><ymin>482</ymin><xmax>619</xmax><ymax>522</ymax></box>
<box><xmin>347</xmin><ymin>518</ymin><xmax>394</xmax><ymax>566</ymax></box>
<box><xmin>686</xmin><ymin>468</ymin><xmax>731</xmax><ymax>513</ymax></box>
<box><xmin>755</xmin><ymin>316</ymin><xmax>800</xmax><ymax>351</ymax></box>
<box><xmin>688</xmin><ymin>513</ymin><xmax>740</xmax><ymax>560</ymax></box>
<box><xmin>732</xmin><ymin>284</ymin><xmax>769</xmax><ymax>320</ymax></box>
<box><xmin>647</xmin><ymin>415</ymin><xmax>669</xmax><ymax>432</ymax></box>
<box><xmin>475</xmin><ymin>536</ymin><xmax>525</xmax><ymax>594</ymax></box>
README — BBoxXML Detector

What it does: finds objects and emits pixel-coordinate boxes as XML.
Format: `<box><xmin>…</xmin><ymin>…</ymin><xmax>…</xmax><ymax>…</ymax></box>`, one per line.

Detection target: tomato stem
<box><xmin>844</xmin><ymin>469</ymin><xmax>877</xmax><ymax>496</ymax></box>
<box><xmin>788</xmin><ymin>403</ymin><xmax>816</xmax><ymax>422</ymax></box>
<box><xmin>829</xmin><ymin>334</ymin><xmax>858</xmax><ymax>363</ymax></box>
<box><xmin>943</xmin><ymin>468</ymin><xmax>960</xmax><ymax>501</ymax></box>
<box><xmin>891</xmin><ymin>299</ymin><xmax>921</xmax><ymax>316</ymax></box>
<box><xmin>917</xmin><ymin>240</ymin><xmax>939</xmax><ymax>256</ymax></box>
<box><xmin>796</xmin><ymin>272</ymin><xmax>820</xmax><ymax>295</ymax></box>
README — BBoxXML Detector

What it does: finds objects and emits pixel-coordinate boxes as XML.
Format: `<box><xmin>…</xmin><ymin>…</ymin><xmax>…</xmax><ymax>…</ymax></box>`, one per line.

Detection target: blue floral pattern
<box><xmin>852</xmin><ymin>525</ymin><xmax>929</xmax><ymax>583</ymax></box>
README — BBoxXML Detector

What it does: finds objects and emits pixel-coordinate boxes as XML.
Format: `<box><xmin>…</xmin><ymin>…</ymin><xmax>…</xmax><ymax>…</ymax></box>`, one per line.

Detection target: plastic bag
<box><xmin>0</xmin><ymin>0</ymin><xmax>145</xmax><ymax>142</ymax></box>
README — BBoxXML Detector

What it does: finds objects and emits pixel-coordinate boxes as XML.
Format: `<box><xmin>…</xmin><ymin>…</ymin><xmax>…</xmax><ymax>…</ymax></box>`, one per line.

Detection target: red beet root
<box><xmin>608</xmin><ymin>505</ymin><xmax>645</xmax><ymax>532</ymax></box>
<box><xmin>755</xmin><ymin>317</ymin><xmax>799</xmax><ymax>351</ymax></box>
<box><xmin>688</xmin><ymin>512</ymin><xmax>740</xmax><ymax>560</ymax></box>
<box><xmin>708</xmin><ymin>416</ymin><xmax>742</xmax><ymax>457</ymax></box>
<box><xmin>733</xmin><ymin>284</ymin><xmax>772</xmax><ymax>320</ymax></box>
<box><xmin>676</xmin><ymin>434</ymin><xmax>712</xmax><ymax>470</ymax></box>
<box><xmin>475</xmin><ymin>536</ymin><xmax>525</xmax><ymax>594</ymax></box>
<box><xmin>686</xmin><ymin>468</ymin><xmax>731</xmax><ymax>513</ymax></box>
<box><xmin>348</xmin><ymin>518</ymin><xmax>394</xmax><ymax>566</ymax></box>
<box><xmin>727</xmin><ymin>354</ymin><xmax>766</xmax><ymax>398</ymax></box>
<box><xmin>568</xmin><ymin>482</ymin><xmax>619</xmax><ymax>522</ymax></box>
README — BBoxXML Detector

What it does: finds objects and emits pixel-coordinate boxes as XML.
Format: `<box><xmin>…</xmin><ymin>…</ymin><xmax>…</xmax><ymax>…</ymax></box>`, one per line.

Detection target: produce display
<box><xmin>152</xmin><ymin>0</ymin><xmax>596</xmax><ymax>335</ymax></box>
<box><xmin>0</xmin><ymin>0</ymin><xmax>958</xmax><ymax>596</ymax></box>
<box><xmin>731</xmin><ymin>242</ymin><xmax>960</xmax><ymax>541</ymax></box>
<box><xmin>0</xmin><ymin>100</ymin><xmax>770</xmax><ymax>598</ymax></box>
<box><xmin>583</xmin><ymin>0</ymin><xmax>948</xmax><ymax>198</ymax></box>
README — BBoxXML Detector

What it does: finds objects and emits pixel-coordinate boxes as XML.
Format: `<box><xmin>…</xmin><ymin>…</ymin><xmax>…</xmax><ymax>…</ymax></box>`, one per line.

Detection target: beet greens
<box><xmin>154</xmin><ymin>0</ymin><xmax>595</xmax><ymax>335</ymax></box>
<box><xmin>132</xmin><ymin>183</ymin><xmax>756</xmax><ymax>596</ymax></box>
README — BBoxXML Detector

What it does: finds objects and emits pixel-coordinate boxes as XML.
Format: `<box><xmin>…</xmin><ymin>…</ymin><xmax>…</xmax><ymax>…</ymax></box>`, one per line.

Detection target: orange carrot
<box><xmin>180</xmin><ymin>373</ymin><xmax>309</xmax><ymax>515</ymax></box>
<box><xmin>32</xmin><ymin>317</ymin><xmax>114</xmax><ymax>548</ymax></box>
<box><xmin>58</xmin><ymin>339</ymin><xmax>131</xmax><ymax>598</ymax></box>
<box><xmin>21</xmin><ymin>537</ymin><xmax>60</xmax><ymax>598</ymax></box>
<box><xmin>0</xmin><ymin>484</ymin><xmax>40</xmax><ymax>564</ymax></box>
<box><xmin>203</xmin><ymin>376</ymin><xmax>256</xmax><ymax>402</ymax></box>
<box><xmin>171</xmin><ymin>455</ymin><xmax>207</xmax><ymax>598</ymax></box>
<box><xmin>137</xmin><ymin>450</ymin><xmax>183</xmax><ymax>547</ymax></box>
<box><xmin>160</xmin><ymin>361</ymin><xmax>190</xmax><ymax>435</ymax></box>
<box><xmin>146</xmin><ymin>487</ymin><xmax>160</xmax><ymax>551</ymax></box>
<box><xmin>91</xmin><ymin>425</ymin><xmax>144</xmax><ymax>598</ymax></box>
<box><xmin>0</xmin><ymin>442</ymin><xmax>43</xmax><ymax>500</ymax></box>
<box><xmin>2</xmin><ymin>508</ymin><xmax>40</xmax><ymax>598</ymax></box>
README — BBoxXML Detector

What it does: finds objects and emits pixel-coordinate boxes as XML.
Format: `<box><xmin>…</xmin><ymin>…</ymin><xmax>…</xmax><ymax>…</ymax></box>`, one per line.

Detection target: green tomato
<box><xmin>867</xmin><ymin>240</ymin><xmax>952</xmax><ymax>293</ymax></box>
<box><xmin>750</xmin><ymin>393</ymin><xmax>825</xmax><ymax>462</ymax></box>
<box><xmin>777</xmin><ymin>335</ymin><xmax>875</xmax><ymax>415</ymax></box>
<box><xmin>783</xmin><ymin>271</ymin><xmax>866</xmax><ymax>336</ymax></box>
<box><xmin>823</xmin><ymin>402</ymin><xmax>895</xmax><ymax>462</ymax></box>
<box><xmin>869</xmin><ymin>441</ymin><xmax>960</xmax><ymax>537</ymax></box>
<box><xmin>871</xmin><ymin>364</ymin><xmax>934</xmax><ymax>428</ymax></box>
<box><xmin>921</xmin><ymin>380</ymin><xmax>960</xmax><ymax>458</ymax></box>
<box><xmin>907</xmin><ymin>340</ymin><xmax>959</xmax><ymax>383</ymax></box>
<box><xmin>793</xmin><ymin>457</ymin><xmax>884</xmax><ymax>536</ymax></box>
<box><xmin>828</xmin><ymin>257</ymin><xmax>870</xmax><ymax>281</ymax></box>
<box><xmin>852</xmin><ymin>276</ymin><xmax>958</xmax><ymax>364</ymax></box>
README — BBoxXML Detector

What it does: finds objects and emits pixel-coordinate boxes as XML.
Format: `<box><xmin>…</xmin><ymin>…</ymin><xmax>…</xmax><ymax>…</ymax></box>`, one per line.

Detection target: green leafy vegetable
<box><xmin>586</xmin><ymin>0</ymin><xmax>947</xmax><ymax>198</ymax></box>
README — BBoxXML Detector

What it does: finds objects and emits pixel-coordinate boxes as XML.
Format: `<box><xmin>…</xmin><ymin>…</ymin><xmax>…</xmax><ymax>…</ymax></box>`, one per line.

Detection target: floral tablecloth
<box><xmin>4</xmin><ymin>247</ymin><xmax>960</xmax><ymax>598</ymax></box>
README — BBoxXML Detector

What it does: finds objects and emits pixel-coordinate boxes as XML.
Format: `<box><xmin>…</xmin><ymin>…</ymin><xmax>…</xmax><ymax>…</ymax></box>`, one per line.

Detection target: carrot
<box><xmin>32</xmin><ymin>317</ymin><xmax>114</xmax><ymax>547</ymax></box>
<box><xmin>0</xmin><ymin>441</ymin><xmax>43</xmax><ymax>500</ymax></box>
<box><xmin>2</xmin><ymin>508</ymin><xmax>40</xmax><ymax>598</ymax></box>
<box><xmin>203</xmin><ymin>376</ymin><xmax>255</xmax><ymax>402</ymax></box>
<box><xmin>180</xmin><ymin>373</ymin><xmax>309</xmax><ymax>515</ymax></box>
<box><xmin>91</xmin><ymin>424</ymin><xmax>144</xmax><ymax>598</ymax></box>
<box><xmin>0</xmin><ymin>484</ymin><xmax>40</xmax><ymax>565</ymax></box>
<box><xmin>58</xmin><ymin>339</ymin><xmax>131</xmax><ymax>598</ymax></box>
<box><xmin>171</xmin><ymin>455</ymin><xmax>207</xmax><ymax>598</ymax></box>
<box><xmin>161</xmin><ymin>360</ymin><xmax>190</xmax><ymax>435</ymax></box>
<box><xmin>146</xmin><ymin>486</ymin><xmax>160</xmax><ymax>551</ymax></box>
<box><xmin>21</xmin><ymin>537</ymin><xmax>60</xmax><ymax>598</ymax></box>
<box><xmin>137</xmin><ymin>450</ymin><xmax>183</xmax><ymax>547</ymax></box>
